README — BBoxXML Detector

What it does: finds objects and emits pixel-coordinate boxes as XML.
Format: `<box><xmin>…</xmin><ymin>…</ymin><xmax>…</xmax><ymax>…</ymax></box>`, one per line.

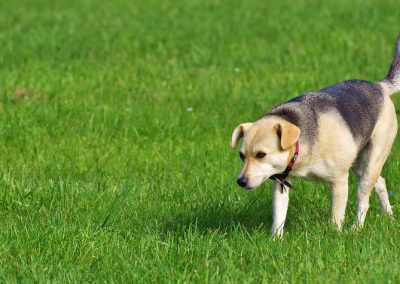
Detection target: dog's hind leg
<box><xmin>356</xmin><ymin>159</ymin><xmax>387</xmax><ymax>227</ymax></box>
<box><xmin>352</xmin><ymin>164</ymin><xmax>393</xmax><ymax>216</ymax></box>
<box><xmin>355</xmin><ymin>96</ymin><xmax>397</xmax><ymax>227</ymax></box>
<box><xmin>356</xmin><ymin>143</ymin><xmax>395</xmax><ymax>227</ymax></box>
<box><xmin>374</xmin><ymin>176</ymin><xmax>393</xmax><ymax>216</ymax></box>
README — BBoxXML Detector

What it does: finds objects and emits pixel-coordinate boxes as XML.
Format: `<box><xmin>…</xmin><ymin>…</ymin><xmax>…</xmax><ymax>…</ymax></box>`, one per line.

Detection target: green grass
<box><xmin>1</xmin><ymin>0</ymin><xmax>400</xmax><ymax>282</ymax></box>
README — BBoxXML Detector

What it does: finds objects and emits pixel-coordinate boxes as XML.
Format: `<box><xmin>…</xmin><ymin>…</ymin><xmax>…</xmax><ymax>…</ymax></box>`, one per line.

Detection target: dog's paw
<box><xmin>271</xmin><ymin>226</ymin><xmax>284</xmax><ymax>240</ymax></box>
<box><xmin>350</xmin><ymin>223</ymin><xmax>363</xmax><ymax>231</ymax></box>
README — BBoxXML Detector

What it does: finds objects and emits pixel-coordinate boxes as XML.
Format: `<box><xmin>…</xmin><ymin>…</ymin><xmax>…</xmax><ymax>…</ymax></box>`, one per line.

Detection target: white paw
<box><xmin>271</xmin><ymin>226</ymin><xmax>284</xmax><ymax>239</ymax></box>
<box><xmin>351</xmin><ymin>223</ymin><xmax>363</xmax><ymax>231</ymax></box>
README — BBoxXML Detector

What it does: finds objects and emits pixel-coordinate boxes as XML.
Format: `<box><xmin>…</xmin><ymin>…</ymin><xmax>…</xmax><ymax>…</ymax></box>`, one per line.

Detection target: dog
<box><xmin>231</xmin><ymin>36</ymin><xmax>400</xmax><ymax>237</ymax></box>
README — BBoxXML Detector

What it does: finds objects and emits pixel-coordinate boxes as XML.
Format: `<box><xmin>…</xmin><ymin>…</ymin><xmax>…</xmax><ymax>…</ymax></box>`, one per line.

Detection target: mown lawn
<box><xmin>0</xmin><ymin>0</ymin><xmax>400</xmax><ymax>282</ymax></box>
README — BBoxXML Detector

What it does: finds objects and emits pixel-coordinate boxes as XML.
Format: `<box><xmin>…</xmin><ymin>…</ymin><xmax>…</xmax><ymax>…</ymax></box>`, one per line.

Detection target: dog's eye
<box><xmin>239</xmin><ymin>152</ymin><xmax>245</xmax><ymax>161</ymax></box>
<box><xmin>255</xmin><ymin>152</ymin><xmax>266</xmax><ymax>159</ymax></box>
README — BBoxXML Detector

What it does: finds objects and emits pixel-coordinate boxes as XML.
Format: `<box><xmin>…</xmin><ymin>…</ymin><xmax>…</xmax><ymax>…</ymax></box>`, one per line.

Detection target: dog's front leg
<box><xmin>331</xmin><ymin>174</ymin><xmax>349</xmax><ymax>230</ymax></box>
<box><xmin>271</xmin><ymin>181</ymin><xmax>290</xmax><ymax>237</ymax></box>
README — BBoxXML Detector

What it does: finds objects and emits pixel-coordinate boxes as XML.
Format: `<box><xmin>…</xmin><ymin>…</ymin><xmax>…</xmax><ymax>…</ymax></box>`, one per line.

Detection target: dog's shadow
<box><xmin>160</xmin><ymin>196</ymin><xmax>265</xmax><ymax>237</ymax></box>
<box><xmin>160</xmin><ymin>193</ymin><xmax>308</xmax><ymax>237</ymax></box>
<box><xmin>160</xmin><ymin>185</ymin><xmax>332</xmax><ymax>237</ymax></box>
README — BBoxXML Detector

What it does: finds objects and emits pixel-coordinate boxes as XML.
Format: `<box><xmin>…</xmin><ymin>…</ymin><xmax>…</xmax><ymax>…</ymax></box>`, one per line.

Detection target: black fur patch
<box><xmin>265</xmin><ymin>80</ymin><xmax>384</xmax><ymax>146</ymax></box>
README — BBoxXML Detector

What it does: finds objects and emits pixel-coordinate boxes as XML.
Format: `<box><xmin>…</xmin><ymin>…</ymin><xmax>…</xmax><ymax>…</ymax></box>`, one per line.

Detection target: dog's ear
<box><xmin>231</xmin><ymin>123</ymin><xmax>253</xmax><ymax>149</ymax></box>
<box><xmin>275</xmin><ymin>121</ymin><xmax>300</xmax><ymax>150</ymax></box>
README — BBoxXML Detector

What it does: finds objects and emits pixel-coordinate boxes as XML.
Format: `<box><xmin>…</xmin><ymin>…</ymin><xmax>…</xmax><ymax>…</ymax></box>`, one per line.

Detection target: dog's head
<box><xmin>231</xmin><ymin>116</ymin><xmax>300</xmax><ymax>189</ymax></box>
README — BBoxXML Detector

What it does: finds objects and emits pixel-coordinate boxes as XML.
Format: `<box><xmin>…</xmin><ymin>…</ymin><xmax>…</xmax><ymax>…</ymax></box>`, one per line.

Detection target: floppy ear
<box><xmin>231</xmin><ymin>123</ymin><xmax>253</xmax><ymax>149</ymax></box>
<box><xmin>275</xmin><ymin>121</ymin><xmax>300</xmax><ymax>150</ymax></box>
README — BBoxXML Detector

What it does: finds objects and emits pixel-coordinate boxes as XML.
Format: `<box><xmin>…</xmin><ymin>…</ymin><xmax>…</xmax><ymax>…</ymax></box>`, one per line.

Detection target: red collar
<box><xmin>269</xmin><ymin>140</ymin><xmax>299</xmax><ymax>190</ymax></box>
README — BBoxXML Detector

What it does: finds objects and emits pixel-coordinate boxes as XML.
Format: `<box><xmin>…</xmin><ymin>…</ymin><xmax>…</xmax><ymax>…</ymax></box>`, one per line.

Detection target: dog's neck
<box><xmin>288</xmin><ymin>141</ymin><xmax>316</xmax><ymax>179</ymax></box>
<box><xmin>287</xmin><ymin>143</ymin><xmax>297</xmax><ymax>164</ymax></box>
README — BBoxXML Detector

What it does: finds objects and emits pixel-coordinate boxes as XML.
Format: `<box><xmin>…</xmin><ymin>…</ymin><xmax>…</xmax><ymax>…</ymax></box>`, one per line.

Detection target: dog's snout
<box><xmin>237</xmin><ymin>177</ymin><xmax>248</xmax><ymax>187</ymax></box>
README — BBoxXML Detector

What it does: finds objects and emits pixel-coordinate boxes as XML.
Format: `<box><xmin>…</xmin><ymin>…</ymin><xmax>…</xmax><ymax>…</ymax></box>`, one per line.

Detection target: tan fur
<box><xmin>292</xmin><ymin>112</ymin><xmax>358</xmax><ymax>181</ymax></box>
<box><xmin>276</xmin><ymin>121</ymin><xmax>301</xmax><ymax>150</ymax></box>
<box><xmin>231</xmin><ymin>123</ymin><xmax>253</xmax><ymax>149</ymax></box>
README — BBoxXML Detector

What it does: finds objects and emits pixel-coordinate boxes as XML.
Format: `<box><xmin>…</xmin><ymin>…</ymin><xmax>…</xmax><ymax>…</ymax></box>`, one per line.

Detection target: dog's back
<box><xmin>268</xmin><ymin>80</ymin><xmax>384</xmax><ymax>147</ymax></box>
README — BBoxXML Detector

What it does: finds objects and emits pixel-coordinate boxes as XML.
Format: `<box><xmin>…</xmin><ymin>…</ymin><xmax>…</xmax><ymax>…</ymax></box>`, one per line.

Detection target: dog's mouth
<box><xmin>242</xmin><ymin>185</ymin><xmax>256</xmax><ymax>190</ymax></box>
<box><xmin>239</xmin><ymin>175</ymin><xmax>270</xmax><ymax>190</ymax></box>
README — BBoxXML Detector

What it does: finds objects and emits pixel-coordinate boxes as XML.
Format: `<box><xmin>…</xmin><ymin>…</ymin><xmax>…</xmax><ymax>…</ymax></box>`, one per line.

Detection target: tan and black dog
<box><xmin>231</xmin><ymin>36</ymin><xmax>400</xmax><ymax>237</ymax></box>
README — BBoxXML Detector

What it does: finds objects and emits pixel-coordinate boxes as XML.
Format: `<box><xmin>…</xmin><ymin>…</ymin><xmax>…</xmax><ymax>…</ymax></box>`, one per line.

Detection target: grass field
<box><xmin>1</xmin><ymin>0</ymin><xmax>400</xmax><ymax>282</ymax></box>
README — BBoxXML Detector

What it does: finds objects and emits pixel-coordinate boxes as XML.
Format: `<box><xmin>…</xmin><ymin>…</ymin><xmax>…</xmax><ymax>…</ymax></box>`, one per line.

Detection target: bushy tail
<box><xmin>379</xmin><ymin>35</ymin><xmax>400</xmax><ymax>96</ymax></box>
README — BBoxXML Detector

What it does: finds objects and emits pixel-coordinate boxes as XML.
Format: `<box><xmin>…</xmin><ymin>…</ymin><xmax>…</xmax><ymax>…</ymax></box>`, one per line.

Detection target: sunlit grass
<box><xmin>0</xmin><ymin>0</ymin><xmax>399</xmax><ymax>282</ymax></box>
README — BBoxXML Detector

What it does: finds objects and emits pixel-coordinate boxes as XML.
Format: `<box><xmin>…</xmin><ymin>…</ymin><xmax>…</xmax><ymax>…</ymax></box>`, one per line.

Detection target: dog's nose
<box><xmin>237</xmin><ymin>177</ymin><xmax>248</xmax><ymax>187</ymax></box>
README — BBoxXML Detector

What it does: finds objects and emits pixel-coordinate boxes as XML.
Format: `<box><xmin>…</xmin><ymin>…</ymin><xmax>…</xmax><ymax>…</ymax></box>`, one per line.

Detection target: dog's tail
<box><xmin>379</xmin><ymin>35</ymin><xmax>400</xmax><ymax>96</ymax></box>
